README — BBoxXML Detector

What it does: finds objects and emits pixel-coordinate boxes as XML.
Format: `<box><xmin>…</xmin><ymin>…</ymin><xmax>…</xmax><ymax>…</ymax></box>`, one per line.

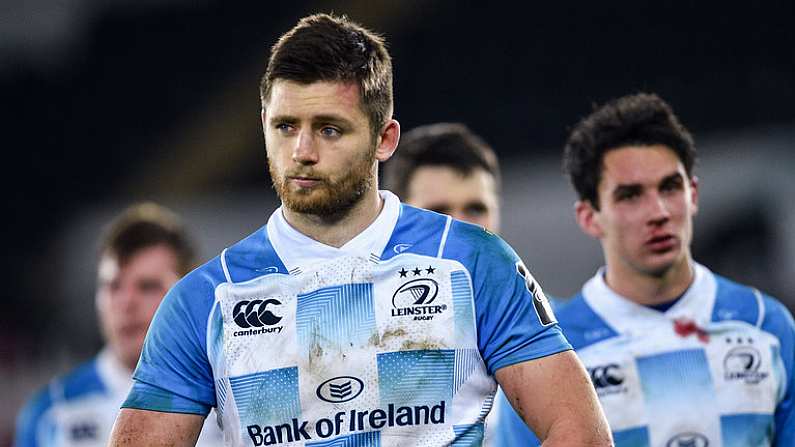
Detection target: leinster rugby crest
<box><xmin>391</xmin><ymin>265</ymin><xmax>448</xmax><ymax>321</ymax></box>
<box><xmin>516</xmin><ymin>261</ymin><xmax>557</xmax><ymax>326</ymax></box>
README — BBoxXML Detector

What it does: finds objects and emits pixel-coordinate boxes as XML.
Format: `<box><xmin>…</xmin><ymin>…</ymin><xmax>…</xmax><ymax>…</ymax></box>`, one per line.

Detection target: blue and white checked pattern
<box><xmin>452</xmin><ymin>423</ymin><xmax>485</xmax><ymax>446</ymax></box>
<box><xmin>215</xmin><ymin>378</ymin><xmax>228</xmax><ymax>417</ymax></box>
<box><xmin>612</xmin><ymin>427</ymin><xmax>649</xmax><ymax>446</ymax></box>
<box><xmin>720</xmin><ymin>414</ymin><xmax>773</xmax><ymax>446</ymax></box>
<box><xmin>229</xmin><ymin>367</ymin><xmax>301</xmax><ymax>428</ymax></box>
<box><xmin>478</xmin><ymin>395</ymin><xmax>493</xmax><ymax>422</ymax></box>
<box><xmin>208</xmin><ymin>303</ymin><xmax>225</xmax><ymax>372</ymax></box>
<box><xmin>451</xmin><ymin>271</ymin><xmax>475</xmax><ymax>344</ymax></box>
<box><xmin>636</xmin><ymin>349</ymin><xmax>714</xmax><ymax>413</ymax></box>
<box><xmin>377</xmin><ymin>350</ymin><xmax>455</xmax><ymax>406</ymax></box>
<box><xmin>296</xmin><ymin>284</ymin><xmax>377</xmax><ymax>352</ymax></box>
<box><xmin>453</xmin><ymin>349</ymin><xmax>481</xmax><ymax>395</ymax></box>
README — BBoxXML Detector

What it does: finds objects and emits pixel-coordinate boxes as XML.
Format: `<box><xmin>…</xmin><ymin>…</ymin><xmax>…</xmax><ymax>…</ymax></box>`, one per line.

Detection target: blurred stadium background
<box><xmin>2</xmin><ymin>1</ymin><xmax>794</xmax><ymax>444</ymax></box>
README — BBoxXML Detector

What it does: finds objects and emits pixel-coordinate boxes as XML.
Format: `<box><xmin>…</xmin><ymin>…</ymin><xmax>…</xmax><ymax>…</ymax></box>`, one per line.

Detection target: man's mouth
<box><xmin>288</xmin><ymin>176</ymin><xmax>322</xmax><ymax>188</ymax></box>
<box><xmin>118</xmin><ymin>324</ymin><xmax>146</xmax><ymax>338</ymax></box>
<box><xmin>645</xmin><ymin>234</ymin><xmax>676</xmax><ymax>252</ymax></box>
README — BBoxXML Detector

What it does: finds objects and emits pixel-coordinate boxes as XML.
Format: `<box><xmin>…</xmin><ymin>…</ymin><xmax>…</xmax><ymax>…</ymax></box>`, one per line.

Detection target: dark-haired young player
<box><xmin>493</xmin><ymin>93</ymin><xmax>794</xmax><ymax>446</ymax></box>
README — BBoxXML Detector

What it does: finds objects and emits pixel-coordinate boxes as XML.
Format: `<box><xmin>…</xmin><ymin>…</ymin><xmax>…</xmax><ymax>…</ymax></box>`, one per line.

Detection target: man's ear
<box><xmin>689</xmin><ymin>175</ymin><xmax>699</xmax><ymax>216</ymax></box>
<box><xmin>260</xmin><ymin>108</ymin><xmax>269</xmax><ymax>138</ymax></box>
<box><xmin>575</xmin><ymin>200</ymin><xmax>604</xmax><ymax>239</ymax></box>
<box><xmin>375</xmin><ymin>119</ymin><xmax>400</xmax><ymax>162</ymax></box>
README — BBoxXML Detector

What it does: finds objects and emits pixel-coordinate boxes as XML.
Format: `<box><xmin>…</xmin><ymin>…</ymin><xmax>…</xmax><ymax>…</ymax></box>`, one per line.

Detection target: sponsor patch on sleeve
<box><xmin>515</xmin><ymin>261</ymin><xmax>557</xmax><ymax>326</ymax></box>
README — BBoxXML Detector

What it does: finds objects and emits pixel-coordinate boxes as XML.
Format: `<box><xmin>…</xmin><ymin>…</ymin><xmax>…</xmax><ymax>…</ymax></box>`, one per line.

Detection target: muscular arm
<box><xmin>109</xmin><ymin>409</ymin><xmax>205</xmax><ymax>447</ymax></box>
<box><xmin>496</xmin><ymin>350</ymin><xmax>612</xmax><ymax>446</ymax></box>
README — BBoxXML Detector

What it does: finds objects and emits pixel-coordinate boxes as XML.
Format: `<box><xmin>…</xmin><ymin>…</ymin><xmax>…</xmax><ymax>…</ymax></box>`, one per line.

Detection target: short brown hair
<box><xmin>260</xmin><ymin>13</ymin><xmax>393</xmax><ymax>136</ymax></box>
<box><xmin>383</xmin><ymin>123</ymin><xmax>500</xmax><ymax>199</ymax></box>
<box><xmin>100</xmin><ymin>202</ymin><xmax>196</xmax><ymax>276</ymax></box>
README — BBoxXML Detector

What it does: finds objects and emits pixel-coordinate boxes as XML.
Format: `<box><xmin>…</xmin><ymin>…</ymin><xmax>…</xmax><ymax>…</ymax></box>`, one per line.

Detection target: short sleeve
<box><xmin>123</xmin><ymin>381</ymin><xmax>212</xmax><ymax>415</ymax></box>
<box><xmin>124</xmin><ymin>266</ymin><xmax>220</xmax><ymax>413</ymax></box>
<box><xmin>446</xmin><ymin>222</ymin><xmax>571</xmax><ymax>374</ymax></box>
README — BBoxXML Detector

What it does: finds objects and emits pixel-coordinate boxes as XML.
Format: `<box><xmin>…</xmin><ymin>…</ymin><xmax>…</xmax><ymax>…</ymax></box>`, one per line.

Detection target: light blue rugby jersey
<box><xmin>123</xmin><ymin>191</ymin><xmax>570</xmax><ymax>446</ymax></box>
<box><xmin>14</xmin><ymin>349</ymin><xmax>222</xmax><ymax>447</ymax></box>
<box><xmin>492</xmin><ymin>263</ymin><xmax>795</xmax><ymax>447</ymax></box>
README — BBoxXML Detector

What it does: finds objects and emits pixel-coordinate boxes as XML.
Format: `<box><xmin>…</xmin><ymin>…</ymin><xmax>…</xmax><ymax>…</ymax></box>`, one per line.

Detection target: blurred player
<box><xmin>109</xmin><ymin>13</ymin><xmax>610</xmax><ymax>447</ymax></box>
<box><xmin>384</xmin><ymin>122</ymin><xmax>510</xmax><ymax>445</ymax></box>
<box><xmin>383</xmin><ymin>122</ymin><xmax>501</xmax><ymax>232</ymax></box>
<box><xmin>14</xmin><ymin>203</ymin><xmax>222</xmax><ymax>446</ymax></box>
<box><xmin>493</xmin><ymin>93</ymin><xmax>795</xmax><ymax>446</ymax></box>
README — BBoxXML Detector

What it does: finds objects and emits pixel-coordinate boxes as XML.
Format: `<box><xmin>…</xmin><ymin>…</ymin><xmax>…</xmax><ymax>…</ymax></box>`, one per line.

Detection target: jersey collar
<box><xmin>266</xmin><ymin>190</ymin><xmax>401</xmax><ymax>273</ymax></box>
<box><xmin>582</xmin><ymin>262</ymin><xmax>717</xmax><ymax>336</ymax></box>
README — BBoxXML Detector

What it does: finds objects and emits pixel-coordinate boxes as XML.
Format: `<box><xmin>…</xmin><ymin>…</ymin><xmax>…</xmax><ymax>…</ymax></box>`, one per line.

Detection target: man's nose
<box><xmin>292</xmin><ymin>129</ymin><xmax>319</xmax><ymax>165</ymax></box>
<box><xmin>114</xmin><ymin>287</ymin><xmax>138</xmax><ymax>312</ymax></box>
<box><xmin>647</xmin><ymin>193</ymin><xmax>671</xmax><ymax>226</ymax></box>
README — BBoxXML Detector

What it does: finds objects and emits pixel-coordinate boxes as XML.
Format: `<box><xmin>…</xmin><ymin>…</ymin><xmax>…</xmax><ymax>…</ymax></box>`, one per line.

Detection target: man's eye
<box><xmin>616</xmin><ymin>191</ymin><xmax>638</xmax><ymax>201</ymax></box>
<box><xmin>428</xmin><ymin>206</ymin><xmax>451</xmax><ymax>215</ymax></box>
<box><xmin>463</xmin><ymin>203</ymin><xmax>488</xmax><ymax>216</ymax></box>
<box><xmin>320</xmin><ymin>127</ymin><xmax>341</xmax><ymax>137</ymax></box>
<box><xmin>275</xmin><ymin>123</ymin><xmax>293</xmax><ymax>133</ymax></box>
<box><xmin>661</xmin><ymin>178</ymin><xmax>684</xmax><ymax>192</ymax></box>
<box><xmin>136</xmin><ymin>279</ymin><xmax>165</xmax><ymax>295</ymax></box>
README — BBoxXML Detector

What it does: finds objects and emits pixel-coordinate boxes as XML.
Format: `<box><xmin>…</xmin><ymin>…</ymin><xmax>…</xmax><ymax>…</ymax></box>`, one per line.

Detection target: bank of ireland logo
<box><xmin>316</xmin><ymin>376</ymin><xmax>365</xmax><ymax>403</ymax></box>
<box><xmin>666</xmin><ymin>432</ymin><xmax>709</xmax><ymax>447</ymax></box>
<box><xmin>724</xmin><ymin>342</ymin><xmax>767</xmax><ymax>384</ymax></box>
<box><xmin>231</xmin><ymin>299</ymin><xmax>284</xmax><ymax>337</ymax></box>
<box><xmin>515</xmin><ymin>261</ymin><xmax>557</xmax><ymax>326</ymax></box>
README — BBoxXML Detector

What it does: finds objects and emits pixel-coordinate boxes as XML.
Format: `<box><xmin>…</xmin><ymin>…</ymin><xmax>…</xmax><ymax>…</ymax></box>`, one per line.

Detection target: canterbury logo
<box><xmin>232</xmin><ymin>299</ymin><xmax>283</xmax><ymax>328</ymax></box>
<box><xmin>588</xmin><ymin>364</ymin><xmax>624</xmax><ymax>388</ymax></box>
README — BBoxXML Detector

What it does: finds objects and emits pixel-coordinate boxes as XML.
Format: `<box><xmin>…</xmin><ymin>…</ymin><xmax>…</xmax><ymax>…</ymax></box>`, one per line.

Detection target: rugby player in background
<box><xmin>493</xmin><ymin>93</ymin><xmax>794</xmax><ymax>446</ymax></box>
<box><xmin>383</xmin><ymin>122</ymin><xmax>501</xmax><ymax>233</ymax></box>
<box><xmin>15</xmin><ymin>203</ymin><xmax>222</xmax><ymax>447</ymax></box>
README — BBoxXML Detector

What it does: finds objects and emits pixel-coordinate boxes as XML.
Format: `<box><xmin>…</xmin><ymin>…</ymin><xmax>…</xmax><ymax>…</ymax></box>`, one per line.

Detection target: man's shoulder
<box><xmin>443</xmin><ymin>216</ymin><xmax>517</xmax><ymax>265</ymax></box>
<box><xmin>170</xmin><ymin>224</ymin><xmax>276</xmax><ymax>295</ymax></box>
<box><xmin>54</xmin><ymin>357</ymin><xmax>106</xmax><ymax>401</ymax></box>
<box><xmin>555</xmin><ymin>293</ymin><xmax>588</xmax><ymax>321</ymax></box>
<box><xmin>380</xmin><ymin>204</ymin><xmax>455</xmax><ymax>260</ymax></box>
<box><xmin>18</xmin><ymin>357</ymin><xmax>105</xmax><ymax>423</ymax></box>
<box><xmin>555</xmin><ymin>293</ymin><xmax>619</xmax><ymax>350</ymax></box>
<box><xmin>710</xmin><ymin>271</ymin><xmax>793</xmax><ymax>331</ymax></box>
<box><xmin>382</xmin><ymin>204</ymin><xmax>510</xmax><ymax>263</ymax></box>
<box><xmin>219</xmin><ymin>224</ymin><xmax>288</xmax><ymax>282</ymax></box>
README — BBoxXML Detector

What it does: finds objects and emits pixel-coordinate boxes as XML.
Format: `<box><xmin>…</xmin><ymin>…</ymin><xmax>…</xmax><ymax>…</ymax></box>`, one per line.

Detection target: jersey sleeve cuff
<box><xmin>488</xmin><ymin>326</ymin><xmax>572</xmax><ymax>375</ymax></box>
<box><xmin>122</xmin><ymin>380</ymin><xmax>211</xmax><ymax>416</ymax></box>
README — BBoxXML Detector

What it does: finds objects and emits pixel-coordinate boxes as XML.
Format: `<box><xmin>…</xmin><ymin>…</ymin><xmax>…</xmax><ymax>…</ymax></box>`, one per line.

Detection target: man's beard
<box><xmin>269</xmin><ymin>150</ymin><xmax>376</xmax><ymax>218</ymax></box>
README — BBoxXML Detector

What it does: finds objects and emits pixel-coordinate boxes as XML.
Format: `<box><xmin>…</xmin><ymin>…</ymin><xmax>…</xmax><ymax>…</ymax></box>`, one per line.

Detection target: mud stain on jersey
<box><xmin>401</xmin><ymin>338</ymin><xmax>443</xmax><ymax>351</ymax></box>
<box><xmin>369</xmin><ymin>328</ymin><xmax>407</xmax><ymax>347</ymax></box>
